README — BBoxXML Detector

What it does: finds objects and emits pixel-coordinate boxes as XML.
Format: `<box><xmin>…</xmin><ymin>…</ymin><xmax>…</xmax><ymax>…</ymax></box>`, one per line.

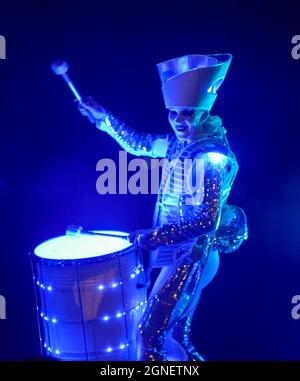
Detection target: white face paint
<box><xmin>168</xmin><ymin>107</ymin><xmax>207</xmax><ymax>140</ymax></box>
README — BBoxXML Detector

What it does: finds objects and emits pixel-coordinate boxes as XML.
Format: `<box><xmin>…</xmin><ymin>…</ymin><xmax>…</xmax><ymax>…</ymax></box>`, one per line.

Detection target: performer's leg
<box><xmin>138</xmin><ymin>246</ymin><xmax>219</xmax><ymax>360</ymax></box>
<box><xmin>169</xmin><ymin>248</ymin><xmax>219</xmax><ymax>360</ymax></box>
<box><xmin>138</xmin><ymin>254</ymin><xmax>201</xmax><ymax>360</ymax></box>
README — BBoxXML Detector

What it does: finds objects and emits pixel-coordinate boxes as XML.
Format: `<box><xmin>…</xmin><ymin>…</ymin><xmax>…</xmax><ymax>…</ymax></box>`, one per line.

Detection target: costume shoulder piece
<box><xmin>188</xmin><ymin>137</ymin><xmax>236</xmax><ymax>159</ymax></box>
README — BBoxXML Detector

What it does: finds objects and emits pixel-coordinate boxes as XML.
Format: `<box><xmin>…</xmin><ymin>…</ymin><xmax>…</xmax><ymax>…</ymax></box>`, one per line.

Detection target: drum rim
<box><xmin>30</xmin><ymin>232</ymin><xmax>134</xmax><ymax>265</ymax></box>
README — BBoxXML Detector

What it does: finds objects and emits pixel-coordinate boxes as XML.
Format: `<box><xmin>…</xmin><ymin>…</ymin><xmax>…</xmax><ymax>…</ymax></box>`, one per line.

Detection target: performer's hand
<box><xmin>77</xmin><ymin>96</ymin><xmax>107</xmax><ymax>122</ymax></box>
<box><xmin>128</xmin><ymin>229</ymin><xmax>155</xmax><ymax>250</ymax></box>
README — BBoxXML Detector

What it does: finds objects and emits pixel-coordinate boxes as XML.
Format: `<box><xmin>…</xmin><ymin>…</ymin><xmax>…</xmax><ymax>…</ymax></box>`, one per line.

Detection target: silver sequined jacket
<box><xmin>97</xmin><ymin>112</ymin><xmax>240</xmax><ymax>252</ymax></box>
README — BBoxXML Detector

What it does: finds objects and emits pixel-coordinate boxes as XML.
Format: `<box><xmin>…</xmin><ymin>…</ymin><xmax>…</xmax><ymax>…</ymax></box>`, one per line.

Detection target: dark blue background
<box><xmin>0</xmin><ymin>0</ymin><xmax>299</xmax><ymax>360</ymax></box>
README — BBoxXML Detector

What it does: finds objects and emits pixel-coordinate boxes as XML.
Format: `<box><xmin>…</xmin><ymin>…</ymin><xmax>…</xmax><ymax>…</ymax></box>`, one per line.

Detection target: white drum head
<box><xmin>34</xmin><ymin>231</ymin><xmax>131</xmax><ymax>260</ymax></box>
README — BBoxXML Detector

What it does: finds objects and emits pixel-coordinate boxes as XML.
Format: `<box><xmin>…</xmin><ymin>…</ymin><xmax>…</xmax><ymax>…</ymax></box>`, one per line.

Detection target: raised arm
<box><xmin>97</xmin><ymin>112</ymin><xmax>169</xmax><ymax>158</ymax></box>
<box><xmin>78</xmin><ymin>97</ymin><xmax>168</xmax><ymax>158</ymax></box>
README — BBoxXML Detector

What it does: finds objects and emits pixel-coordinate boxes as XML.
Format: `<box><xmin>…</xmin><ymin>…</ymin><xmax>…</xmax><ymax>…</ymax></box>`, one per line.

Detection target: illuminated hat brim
<box><xmin>157</xmin><ymin>54</ymin><xmax>232</xmax><ymax>110</ymax></box>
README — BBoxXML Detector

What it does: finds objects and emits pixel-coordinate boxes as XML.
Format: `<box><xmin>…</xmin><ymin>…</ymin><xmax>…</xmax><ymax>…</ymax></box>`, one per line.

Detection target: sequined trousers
<box><xmin>138</xmin><ymin>235</ymin><xmax>216</xmax><ymax>361</ymax></box>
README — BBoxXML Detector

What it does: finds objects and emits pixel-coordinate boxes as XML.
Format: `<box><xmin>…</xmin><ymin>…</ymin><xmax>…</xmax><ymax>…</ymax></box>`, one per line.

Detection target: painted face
<box><xmin>168</xmin><ymin>107</ymin><xmax>207</xmax><ymax>140</ymax></box>
<box><xmin>168</xmin><ymin>108</ymin><xmax>195</xmax><ymax>140</ymax></box>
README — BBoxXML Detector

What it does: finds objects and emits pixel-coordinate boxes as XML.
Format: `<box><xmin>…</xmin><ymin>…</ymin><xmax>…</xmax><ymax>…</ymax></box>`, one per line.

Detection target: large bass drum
<box><xmin>30</xmin><ymin>231</ymin><xmax>147</xmax><ymax>361</ymax></box>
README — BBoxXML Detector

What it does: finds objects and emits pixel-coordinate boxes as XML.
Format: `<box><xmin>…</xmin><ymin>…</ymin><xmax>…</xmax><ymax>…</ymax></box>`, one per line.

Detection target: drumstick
<box><xmin>66</xmin><ymin>226</ymin><xmax>148</xmax><ymax>287</ymax></box>
<box><xmin>66</xmin><ymin>225</ymin><xmax>130</xmax><ymax>240</ymax></box>
<box><xmin>51</xmin><ymin>60</ymin><xmax>95</xmax><ymax>123</ymax></box>
<box><xmin>51</xmin><ymin>60</ymin><xmax>82</xmax><ymax>101</ymax></box>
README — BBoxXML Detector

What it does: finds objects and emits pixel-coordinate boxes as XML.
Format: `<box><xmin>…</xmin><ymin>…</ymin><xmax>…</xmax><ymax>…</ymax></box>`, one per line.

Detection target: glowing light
<box><xmin>106</xmin><ymin>347</ymin><xmax>113</xmax><ymax>353</ymax></box>
<box><xmin>55</xmin><ymin>350</ymin><xmax>60</xmax><ymax>355</ymax></box>
<box><xmin>98</xmin><ymin>302</ymin><xmax>147</xmax><ymax>321</ymax></box>
<box><xmin>119</xmin><ymin>344</ymin><xmax>125</xmax><ymax>350</ymax></box>
<box><xmin>34</xmin><ymin>232</ymin><xmax>131</xmax><ymax>260</ymax></box>
<box><xmin>95</xmin><ymin>267</ymin><xmax>145</xmax><ymax>291</ymax></box>
<box><xmin>47</xmin><ymin>286</ymin><xmax>53</xmax><ymax>291</ymax></box>
<box><xmin>208</xmin><ymin>152</ymin><xmax>226</xmax><ymax>164</ymax></box>
<box><xmin>104</xmin><ymin>117</ymin><xmax>112</xmax><ymax>128</ymax></box>
<box><xmin>51</xmin><ymin>318</ymin><xmax>57</xmax><ymax>324</ymax></box>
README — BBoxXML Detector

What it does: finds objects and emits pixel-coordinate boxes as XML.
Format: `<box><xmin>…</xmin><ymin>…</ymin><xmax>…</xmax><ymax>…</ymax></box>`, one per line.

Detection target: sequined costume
<box><xmin>92</xmin><ymin>54</ymin><xmax>248</xmax><ymax>360</ymax></box>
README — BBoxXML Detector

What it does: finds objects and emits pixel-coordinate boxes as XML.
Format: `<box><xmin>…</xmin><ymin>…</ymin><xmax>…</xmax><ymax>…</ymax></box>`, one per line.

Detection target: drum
<box><xmin>30</xmin><ymin>231</ymin><xmax>147</xmax><ymax>361</ymax></box>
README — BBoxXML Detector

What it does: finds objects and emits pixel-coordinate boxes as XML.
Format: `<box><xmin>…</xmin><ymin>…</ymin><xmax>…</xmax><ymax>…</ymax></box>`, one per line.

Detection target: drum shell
<box><xmin>31</xmin><ymin>241</ymin><xmax>147</xmax><ymax>361</ymax></box>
